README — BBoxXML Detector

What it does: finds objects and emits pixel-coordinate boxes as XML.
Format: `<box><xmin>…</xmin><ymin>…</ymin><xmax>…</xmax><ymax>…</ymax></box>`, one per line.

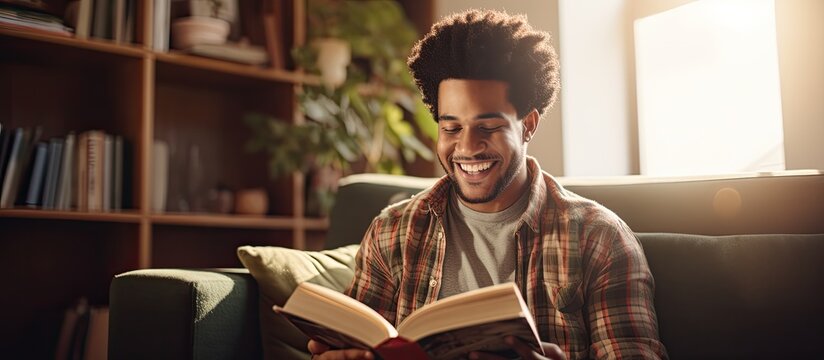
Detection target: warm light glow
<box><xmin>635</xmin><ymin>0</ymin><xmax>785</xmax><ymax>176</ymax></box>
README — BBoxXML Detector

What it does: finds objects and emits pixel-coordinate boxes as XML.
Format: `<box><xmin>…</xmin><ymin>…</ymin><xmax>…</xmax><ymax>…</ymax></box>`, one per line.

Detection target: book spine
<box><xmin>113</xmin><ymin>136</ymin><xmax>123</xmax><ymax>210</ymax></box>
<box><xmin>0</xmin><ymin>128</ymin><xmax>23</xmax><ymax>208</ymax></box>
<box><xmin>75</xmin><ymin>0</ymin><xmax>93</xmax><ymax>39</ymax></box>
<box><xmin>24</xmin><ymin>142</ymin><xmax>48</xmax><ymax>207</ymax></box>
<box><xmin>43</xmin><ymin>138</ymin><xmax>64</xmax><ymax>209</ymax></box>
<box><xmin>0</xmin><ymin>126</ymin><xmax>12</xmax><ymax>187</ymax></box>
<box><xmin>57</xmin><ymin>133</ymin><xmax>76</xmax><ymax>210</ymax></box>
<box><xmin>77</xmin><ymin>132</ymin><xmax>88</xmax><ymax>211</ymax></box>
<box><xmin>103</xmin><ymin>134</ymin><xmax>113</xmax><ymax>211</ymax></box>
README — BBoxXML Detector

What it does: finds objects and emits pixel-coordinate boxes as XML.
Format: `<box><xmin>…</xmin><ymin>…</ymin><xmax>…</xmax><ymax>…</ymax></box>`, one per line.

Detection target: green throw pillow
<box><xmin>237</xmin><ymin>244</ymin><xmax>360</xmax><ymax>360</ymax></box>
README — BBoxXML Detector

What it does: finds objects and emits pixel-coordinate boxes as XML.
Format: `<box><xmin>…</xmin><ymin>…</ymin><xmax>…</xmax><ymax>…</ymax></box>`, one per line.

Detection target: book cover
<box><xmin>276</xmin><ymin>282</ymin><xmax>542</xmax><ymax>360</ymax></box>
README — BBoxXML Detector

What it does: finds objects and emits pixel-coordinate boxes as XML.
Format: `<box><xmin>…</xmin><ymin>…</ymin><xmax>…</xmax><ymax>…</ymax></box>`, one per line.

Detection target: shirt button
<box><xmin>429</xmin><ymin>277</ymin><xmax>437</xmax><ymax>288</ymax></box>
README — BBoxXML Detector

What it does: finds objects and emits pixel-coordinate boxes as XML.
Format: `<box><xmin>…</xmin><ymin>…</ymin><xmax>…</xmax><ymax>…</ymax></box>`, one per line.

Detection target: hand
<box><xmin>469</xmin><ymin>336</ymin><xmax>566</xmax><ymax>360</ymax></box>
<box><xmin>307</xmin><ymin>339</ymin><xmax>374</xmax><ymax>360</ymax></box>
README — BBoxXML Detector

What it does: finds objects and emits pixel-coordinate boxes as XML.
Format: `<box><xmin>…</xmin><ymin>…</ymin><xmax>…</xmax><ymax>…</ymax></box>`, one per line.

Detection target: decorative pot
<box><xmin>234</xmin><ymin>188</ymin><xmax>269</xmax><ymax>215</ymax></box>
<box><xmin>312</xmin><ymin>38</ymin><xmax>351</xmax><ymax>89</ymax></box>
<box><xmin>171</xmin><ymin>16</ymin><xmax>230</xmax><ymax>50</ymax></box>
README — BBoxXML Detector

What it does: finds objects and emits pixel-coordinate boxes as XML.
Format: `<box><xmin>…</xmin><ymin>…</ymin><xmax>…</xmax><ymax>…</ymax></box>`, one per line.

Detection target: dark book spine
<box><xmin>25</xmin><ymin>142</ymin><xmax>48</xmax><ymax>207</ymax></box>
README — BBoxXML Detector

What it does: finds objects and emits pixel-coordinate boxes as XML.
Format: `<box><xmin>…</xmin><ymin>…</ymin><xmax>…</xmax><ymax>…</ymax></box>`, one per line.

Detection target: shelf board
<box><xmin>0</xmin><ymin>26</ymin><xmax>146</xmax><ymax>59</ymax></box>
<box><xmin>154</xmin><ymin>51</ymin><xmax>321</xmax><ymax>87</ymax></box>
<box><xmin>150</xmin><ymin>212</ymin><xmax>328</xmax><ymax>230</ymax></box>
<box><xmin>0</xmin><ymin>208</ymin><xmax>143</xmax><ymax>223</ymax></box>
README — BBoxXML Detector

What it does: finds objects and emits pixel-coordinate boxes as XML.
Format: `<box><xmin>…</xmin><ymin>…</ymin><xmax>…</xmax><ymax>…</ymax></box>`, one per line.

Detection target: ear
<box><xmin>522</xmin><ymin>109</ymin><xmax>540</xmax><ymax>142</ymax></box>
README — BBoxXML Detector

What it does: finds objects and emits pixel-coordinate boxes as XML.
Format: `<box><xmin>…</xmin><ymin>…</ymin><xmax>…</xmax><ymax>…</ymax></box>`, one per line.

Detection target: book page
<box><xmin>397</xmin><ymin>283</ymin><xmax>539</xmax><ymax>343</ymax></box>
<box><xmin>278</xmin><ymin>282</ymin><xmax>398</xmax><ymax>347</ymax></box>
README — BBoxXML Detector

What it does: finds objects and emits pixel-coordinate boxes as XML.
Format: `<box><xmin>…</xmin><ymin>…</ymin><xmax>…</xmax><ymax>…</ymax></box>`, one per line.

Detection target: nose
<box><xmin>455</xmin><ymin>128</ymin><xmax>486</xmax><ymax>157</ymax></box>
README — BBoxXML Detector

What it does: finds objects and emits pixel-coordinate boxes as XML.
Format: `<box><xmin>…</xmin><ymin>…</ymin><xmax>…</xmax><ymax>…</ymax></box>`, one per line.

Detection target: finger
<box><xmin>307</xmin><ymin>340</ymin><xmax>330</xmax><ymax>355</ymax></box>
<box><xmin>505</xmin><ymin>336</ymin><xmax>542</xmax><ymax>359</ymax></box>
<box><xmin>539</xmin><ymin>342</ymin><xmax>566</xmax><ymax>360</ymax></box>
<box><xmin>331</xmin><ymin>349</ymin><xmax>372</xmax><ymax>360</ymax></box>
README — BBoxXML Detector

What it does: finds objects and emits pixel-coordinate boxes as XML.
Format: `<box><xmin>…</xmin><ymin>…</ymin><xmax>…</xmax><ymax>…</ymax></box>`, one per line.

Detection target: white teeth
<box><xmin>458</xmin><ymin>162</ymin><xmax>493</xmax><ymax>174</ymax></box>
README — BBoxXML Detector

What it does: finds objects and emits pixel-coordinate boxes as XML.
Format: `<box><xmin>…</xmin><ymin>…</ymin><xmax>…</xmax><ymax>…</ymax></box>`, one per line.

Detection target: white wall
<box><xmin>431</xmin><ymin>0</ymin><xmax>824</xmax><ymax>175</ymax></box>
<box><xmin>435</xmin><ymin>0</ymin><xmax>565</xmax><ymax>176</ymax></box>
<box><xmin>775</xmin><ymin>0</ymin><xmax>824</xmax><ymax>170</ymax></box>
<box><xmin>558</xmin><ymin>0</ymin><xmax>635</xmax><ymax>176</ymax></box>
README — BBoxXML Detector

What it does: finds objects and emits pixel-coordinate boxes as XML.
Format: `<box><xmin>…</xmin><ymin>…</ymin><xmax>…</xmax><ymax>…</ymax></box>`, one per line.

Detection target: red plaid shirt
<box><xmin>346</xmin><ymin>158</ymin><xmax>668</xmax><ymax>359</ymax></box>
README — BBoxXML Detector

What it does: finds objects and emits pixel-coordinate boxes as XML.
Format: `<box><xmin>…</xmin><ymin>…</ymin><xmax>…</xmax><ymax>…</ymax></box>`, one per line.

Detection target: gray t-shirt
<box><xmin>438</xmin><ymin>187</ymin><xmax>530</xmax><ymax>299</ymax></box>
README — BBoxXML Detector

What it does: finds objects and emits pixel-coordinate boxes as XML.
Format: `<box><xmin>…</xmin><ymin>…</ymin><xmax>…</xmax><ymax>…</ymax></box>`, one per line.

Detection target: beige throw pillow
<box><xmin>237</xmin><ymin>245</ymin><xmax>360</xmax><ymax>360</ymax></box>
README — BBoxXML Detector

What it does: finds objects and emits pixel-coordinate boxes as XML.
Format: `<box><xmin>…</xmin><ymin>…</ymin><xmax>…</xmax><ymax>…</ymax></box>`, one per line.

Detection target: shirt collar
<box><xmin>421</xmin><ymin>156</ymin><xmax>548</xmax><ymax>232</ymax></box>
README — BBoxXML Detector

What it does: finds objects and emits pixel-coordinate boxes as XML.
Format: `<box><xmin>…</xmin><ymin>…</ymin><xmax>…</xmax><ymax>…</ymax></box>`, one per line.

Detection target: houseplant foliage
<box><xmin>246</xmin><ymin>0</ymin><xmax>436</xmax><ymax>202</ymax></box>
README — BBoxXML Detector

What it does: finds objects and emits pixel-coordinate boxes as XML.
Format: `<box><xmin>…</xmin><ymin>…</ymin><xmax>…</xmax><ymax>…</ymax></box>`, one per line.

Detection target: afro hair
<box><xmin>408</xmin><ymin>9</ymin><xmax>560</xmax><ymax>119</ymax></box>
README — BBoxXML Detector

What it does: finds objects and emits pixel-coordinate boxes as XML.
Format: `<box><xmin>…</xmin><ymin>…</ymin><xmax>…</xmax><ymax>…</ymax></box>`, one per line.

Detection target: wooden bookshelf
<box><xmin>0</xmin><ymin>1</ymin><xmax>318</xmax><ymax>357</ymax></box>
<box><xmin>0</xmin><ymin>0</ymin><xmax>433</xmax><ymax>357</ymax></box>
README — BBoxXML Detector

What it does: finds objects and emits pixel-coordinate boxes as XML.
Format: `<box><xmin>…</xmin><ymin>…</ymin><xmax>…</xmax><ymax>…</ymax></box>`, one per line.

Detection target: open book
<box><xmin>275</xmin><ymin>282</ymin><xmax>542</xmax><ymax>360</ymax></box>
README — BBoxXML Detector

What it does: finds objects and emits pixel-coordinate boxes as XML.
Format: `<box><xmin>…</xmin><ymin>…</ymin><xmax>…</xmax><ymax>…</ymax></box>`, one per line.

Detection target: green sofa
<box><xmin>109</xmin><ymin>171</ymin><xmax>824</xmax><ymax>359</ymax></box>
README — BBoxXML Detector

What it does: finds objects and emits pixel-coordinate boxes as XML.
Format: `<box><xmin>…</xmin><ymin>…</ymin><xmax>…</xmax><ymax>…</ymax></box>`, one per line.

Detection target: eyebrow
<box><xmin>437</xmin><ymin>112</ymin><xmax>508</xmax><ymax>121</ymax></box>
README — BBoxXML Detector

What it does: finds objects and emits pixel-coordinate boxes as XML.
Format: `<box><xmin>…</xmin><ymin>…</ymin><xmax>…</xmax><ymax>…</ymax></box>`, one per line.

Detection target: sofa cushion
<box><xmin>637</xmin><ymin>233</ymin><xmax>824</xmax><ymax>359</ymax></box>
<box><xmin>237</xmin><ymin>245</ymin><xmax>360</xmax><ymax>360</ymax></box>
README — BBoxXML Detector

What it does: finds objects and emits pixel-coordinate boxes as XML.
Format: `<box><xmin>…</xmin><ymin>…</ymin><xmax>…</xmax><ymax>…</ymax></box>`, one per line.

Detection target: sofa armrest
<box><xmin>108</xmin><ymin>269</ymin><xmax>261</xmax><ymax>360</ymax></box>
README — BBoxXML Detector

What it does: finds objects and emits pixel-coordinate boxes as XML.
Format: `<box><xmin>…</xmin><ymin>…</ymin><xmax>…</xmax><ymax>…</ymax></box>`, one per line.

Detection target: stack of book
<box><xmin>71</xmin><ymin>0</ymin><xmax>137</xmax><ymax>43</ymax></box>
<box><xmin>0</xmin><ymin>124</ymin><xmax>130</xmax><ymax>211</ymax></box>
<box><xmin>0</xmin><ymin>2</ymin><xmax>72</xmax><ymax>36</ymax></box>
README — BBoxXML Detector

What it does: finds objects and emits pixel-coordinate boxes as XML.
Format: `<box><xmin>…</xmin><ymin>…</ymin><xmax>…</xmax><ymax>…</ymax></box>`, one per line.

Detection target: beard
<box><xmin>440</xmin><ymin>149</ymin><xmax>526</xmax><ymax>204</ymax></box>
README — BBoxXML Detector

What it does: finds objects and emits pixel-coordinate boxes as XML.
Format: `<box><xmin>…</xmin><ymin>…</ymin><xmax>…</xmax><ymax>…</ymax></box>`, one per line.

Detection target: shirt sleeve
<box><xmin>345</xmin><ymin>216</ymin><xmax>398</xmax><ymax>325</ymax></box>
<box><xmin>584</xmin><ymin>222</ymin><xmax>669</xmax><ymax>359</ymax></box>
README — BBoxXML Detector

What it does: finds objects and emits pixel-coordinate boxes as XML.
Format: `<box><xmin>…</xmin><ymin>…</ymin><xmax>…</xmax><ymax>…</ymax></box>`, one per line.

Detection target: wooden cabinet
<box><xmin>0</xmin><ymin>1</ymin><xmax>323</xmax><ymax>356</ymax></box>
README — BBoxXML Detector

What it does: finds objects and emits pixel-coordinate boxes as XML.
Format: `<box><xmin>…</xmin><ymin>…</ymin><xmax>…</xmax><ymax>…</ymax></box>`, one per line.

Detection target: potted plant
<box><xmin>171</xmin><ymin>0</ymin><xmax>232</xmax><ymax>50</ymax></box>
<box><xmin>246</xmin><ymin>0</ymin><xmax>437</xmax><ymax>215</ymax></box>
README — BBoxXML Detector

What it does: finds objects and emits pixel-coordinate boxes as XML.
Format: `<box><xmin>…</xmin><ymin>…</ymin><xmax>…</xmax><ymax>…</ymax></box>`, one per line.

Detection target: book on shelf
<box><xmin>1</xmin><ymin>126</ymin><xmax>40</xmax><ymax>208</ymax></box>
<box><xmin>54</xmin><ymin>297</ymin><xmax>88</xmax><ymax>360</ymax></box>
<box><xmin>275</xmin><ymin>282</ymin><xmax>542</xmax><ymax>360</ymax></box>
<box><xmin>23</xmin><ymin>141</ymin><xmax>47</xmax><ymax>207</ymax></box>
<box><xmin>73</xmin><ymin>0</ymin><xmax>93</xmax><ymax>39</ymax></box>
<box><xmin>152</xmin><ymin>0</ymin><xmax>171</xmax><ymax>51</ymax></box>
<box><xmin>41</xmin><ymin>137</ymin><xmax>64</xmax><ymax>208</ymax></box>
<box><xmin>0</xmin><ymin>124</ymin><xmax>13</xmax><ymax>188</ymax></box>
<box><xmin>56</xmin><ymin>132</ymin><xmax>76</xmax><ymax>210</ymax></box>
<box><xmin>151</xmin><ymin>140</ymin><xmax>168</xmax><ymax>212</ymax></box>
<box><xmin>54</xmin><ymin>298</ymin><xmax>109</xmax><ymax>360</ymax></box>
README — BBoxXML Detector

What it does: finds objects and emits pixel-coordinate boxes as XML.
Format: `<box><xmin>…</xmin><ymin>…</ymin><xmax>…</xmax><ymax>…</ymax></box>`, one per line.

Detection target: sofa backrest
<box><xmin>638</xmin><ymin>233</ymin><xmax>824</xmax><ymax>359</ymax></box>
<box><xmin>327</xmin><ymin>171</ymin><xmax>824</xmax><ymax>249</ymax></box>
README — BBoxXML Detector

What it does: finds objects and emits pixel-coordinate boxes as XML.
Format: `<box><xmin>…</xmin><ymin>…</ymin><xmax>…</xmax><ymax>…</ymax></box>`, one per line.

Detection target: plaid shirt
<box><xmin>346</xmin><ymin>158</ymin><xmax>668</xmax><ymax>359</ymax></box>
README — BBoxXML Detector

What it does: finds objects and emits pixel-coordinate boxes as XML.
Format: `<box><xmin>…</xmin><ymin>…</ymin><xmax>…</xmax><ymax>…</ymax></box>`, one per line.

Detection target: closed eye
<box><xmin>442</xmin><ymin>127</ymin><xmax>461</xmax><ymax>134</ymax></box>
<box><xmin>480</xmin><ymin>126</ymin><xmax>504</xmax><ymax>132</ymax></box>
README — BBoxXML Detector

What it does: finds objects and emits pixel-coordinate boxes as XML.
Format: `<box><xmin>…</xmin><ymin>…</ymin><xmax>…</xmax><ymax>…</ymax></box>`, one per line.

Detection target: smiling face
<box><xmin>437</xmin><ymin>79</ymin><xmax>538</xmax><ymax>212</ymax></box>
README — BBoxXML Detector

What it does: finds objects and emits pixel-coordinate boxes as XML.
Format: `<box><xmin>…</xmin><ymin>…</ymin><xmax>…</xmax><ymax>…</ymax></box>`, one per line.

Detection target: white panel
<box><xmin>635</xmin><ymin>0</ymin><xmax>785</xmax><ymax>176</ymax></box>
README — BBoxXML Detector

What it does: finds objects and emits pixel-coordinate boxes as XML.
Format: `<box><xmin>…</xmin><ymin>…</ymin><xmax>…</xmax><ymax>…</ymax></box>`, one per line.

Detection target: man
<box><xmin>310</xmin><ymin>9</ymin><xmax>667</xmax><ymax>360</ymax></box>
